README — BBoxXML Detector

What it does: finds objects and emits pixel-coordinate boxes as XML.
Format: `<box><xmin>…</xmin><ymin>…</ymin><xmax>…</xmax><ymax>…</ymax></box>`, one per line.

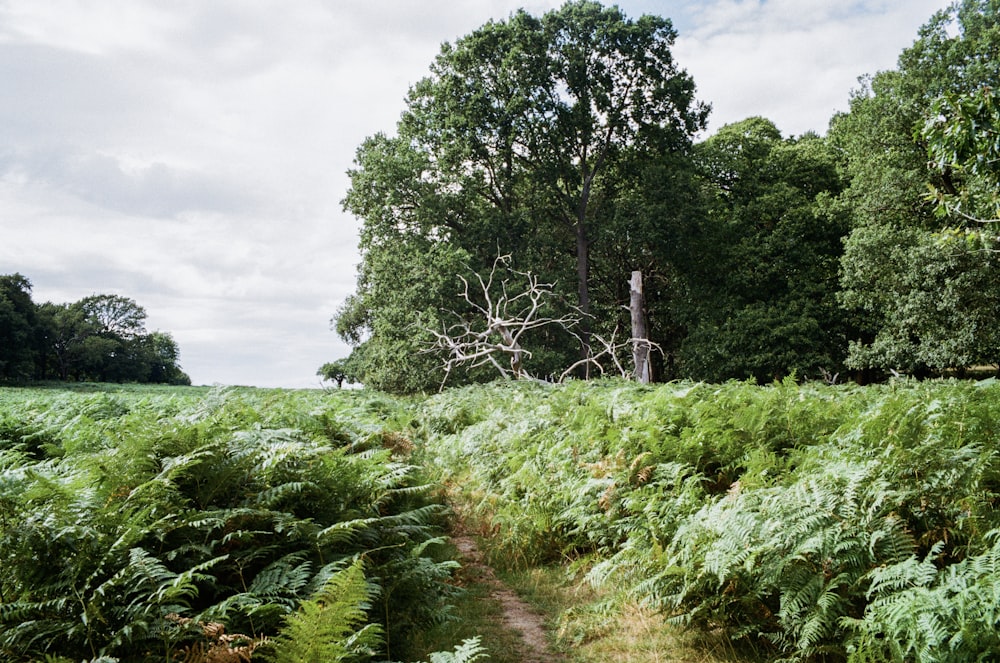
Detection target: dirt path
<box><xmin>451</xmin><ymin>535</ymin><xmax>564</xmax><ymax>663</ymax></box>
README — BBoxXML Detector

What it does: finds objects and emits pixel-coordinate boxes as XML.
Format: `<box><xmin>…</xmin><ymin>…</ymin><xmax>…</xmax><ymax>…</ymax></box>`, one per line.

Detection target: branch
<box><xmin>557</xmin><ymin>328</ymin><xmax>663</xmax><ymax>383</ymax></box>
<box><xmin>426</xmin><ymin>253</ymin><xmax>584</xmax><ymax>387</ymax></box>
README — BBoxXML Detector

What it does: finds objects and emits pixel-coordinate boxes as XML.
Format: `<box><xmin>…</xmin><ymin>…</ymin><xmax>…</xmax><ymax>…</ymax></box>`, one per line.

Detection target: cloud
<box><xmin>0</xmin><ymin>148</ymin><xmax>256</xmax><ymax>218</ymax></box>
<box><xmin>674</xmin><ymin>0</ymin><xmax>950</xmax><ymax>136</ymax></box>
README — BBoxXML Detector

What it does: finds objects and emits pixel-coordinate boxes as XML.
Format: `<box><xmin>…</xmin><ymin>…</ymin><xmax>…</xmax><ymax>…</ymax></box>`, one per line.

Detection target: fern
<box><xmin>418</xmin><ymin>637</ymin><xmax>489</xmax><ymax>663</ymax></box>
<box><xmin>263</xmin><ymin>559</ymin><xmax>384</xmax><ymax>663</ymax></box>
<box><xmin>1</xmin><ymin>385</ymin><xmax>458</xmax><ymax>661</ymax></box>
<box><xmin>847</xmin><ymin>531</ymin><xmax>1000</xmax><ymax>662</ymax></box>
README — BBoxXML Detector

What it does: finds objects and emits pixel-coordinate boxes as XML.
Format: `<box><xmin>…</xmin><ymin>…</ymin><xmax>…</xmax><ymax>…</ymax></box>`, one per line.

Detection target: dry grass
<box><xmin>501</xmin><ymin>565</ymin><xmax>760</xmax><ymax>663</ymax></box>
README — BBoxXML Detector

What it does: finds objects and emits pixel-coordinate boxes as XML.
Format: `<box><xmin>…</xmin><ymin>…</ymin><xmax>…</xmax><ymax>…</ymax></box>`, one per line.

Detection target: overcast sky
<box><xmin>0</xmin><ymin>0</ymin><xmax>951</xmax><ymax>388</ymax></box>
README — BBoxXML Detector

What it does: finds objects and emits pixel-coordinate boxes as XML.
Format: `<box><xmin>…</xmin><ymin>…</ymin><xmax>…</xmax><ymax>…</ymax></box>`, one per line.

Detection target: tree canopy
<box><xmin>337</xmin><ymin>0</ymin><xmax>708</xmax><ymax>391</ymax></box>
<box><xmin>331</xmin><ymin>0</ymin><xmax>1000</xmax><ymax>391</ymax></box>
<box><xmin>833</xmin><ymin>0</ymin><xmax>1000</xmax><ymax>376</ymax></box>
<box><xmin>674</xmin><ymin>118</ymin><xmax>849</xmax><ymax>382</ymax></box>
<box><xmin>0</xmin><ymin>274</ymin><xmax>190</xmax><ymax>385</ymax></box>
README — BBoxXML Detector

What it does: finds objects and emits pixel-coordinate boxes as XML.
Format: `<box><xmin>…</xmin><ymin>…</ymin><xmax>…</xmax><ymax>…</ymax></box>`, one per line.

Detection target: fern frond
<box><xmin>264</xmin><ymin>559</ymin><xmax>383</xmax><ymax>663</ymax></box>
<box><xmin>423</xmin><ymin>636</ymin><xmax>489</xmax><ymax>663</ymax></box>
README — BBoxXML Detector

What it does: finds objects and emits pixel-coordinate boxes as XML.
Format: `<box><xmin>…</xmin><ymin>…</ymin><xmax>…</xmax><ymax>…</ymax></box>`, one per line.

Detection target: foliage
<box><xmin>333</xmin><ymin>232</ymin><xmax>474</xmax><ymax>393</ymax></box>
<box><xmin>840</xmin><ymin>223</ymin><xmax>1000</xmax><ymax>373</ymax></box>
<box><xmin>263</xmin><ymin>560</ymin><xmax>383</xmax><ymax>663</ymax></box>
<box><xmin>924</xmin><ymin>85</ymin><xmax>1000</xmax><ymax>221</ymax></box>
<box><xmin>0</xmin><ymin>274</ymin><xmax>190</xmax><ymax>385</ymax></box>
<box><xmin>317</xmin><ymin>359</ymin><xmax>357</xmax><ymax>389</ymax></box>
<box><xmin>416</xmin><ymin>638</ymin><xmax>488</xmax><ymax>663</ymax></box>
<box><xmin>833</xmin><ymin>0</ymin><xmax>1000</xmax><ymax>375</ymax></box>
<box><xmin>335</xmin><ymin>0</ymin><xmax>708</xmax><ymax>392</ymax></box>
<box><xmin>420</xmin><ymin>378</ymin><xmax>1000</xmax><ymax>661</ymax></box>
<box><xmin>0</xmin><ymin>386</ymin><xmax>456</xmax><ymax>662</ymax></box>
<box><xmin>0</xmin><ymin>274</ymin><xmax>37</xmax><ymax>381</ymax></box>
<box><xmin>675</xmin><ymin>118</ymin><xmax>849</xmax><ymax>382</ymax></box>
<box><xmin>845</xmin><ymin>534</ymin><xmax>1000</xmax><ymax>662</ymax></box>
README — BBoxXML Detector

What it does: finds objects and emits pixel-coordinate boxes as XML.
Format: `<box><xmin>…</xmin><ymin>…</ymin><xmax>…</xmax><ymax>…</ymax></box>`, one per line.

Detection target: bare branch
<box><xmin>426</xmin><ymin>254</ymin><xmax>583</xmax><ymax>388</ymax></box>
<box><xmin>558</xmin><ymin>327</ymin><xmax>663</xmax><ymax>383</ymax></box>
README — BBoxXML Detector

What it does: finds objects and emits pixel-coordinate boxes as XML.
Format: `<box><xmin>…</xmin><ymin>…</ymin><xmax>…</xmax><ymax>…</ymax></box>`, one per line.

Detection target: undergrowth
<box><xmin>421</xmin><ymin>378</ymin><xmax>1000</xmax><ymax>662</ymax></box>
<box><xmin>6</xmin><ymin>377</ymin><xmax>1000</xmax><ymax>662</ymax></box>
<box><xmin>0</xmin><ymin>386</ymin><xmax>459</xmax><ymax>662</ymax></box>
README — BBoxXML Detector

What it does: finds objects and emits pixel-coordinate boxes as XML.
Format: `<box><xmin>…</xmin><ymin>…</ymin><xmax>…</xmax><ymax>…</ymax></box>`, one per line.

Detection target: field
<box><xmin>2</xmin><ymin>379</ymin><xmax>1000</xmax><ymax>662</ymax></box>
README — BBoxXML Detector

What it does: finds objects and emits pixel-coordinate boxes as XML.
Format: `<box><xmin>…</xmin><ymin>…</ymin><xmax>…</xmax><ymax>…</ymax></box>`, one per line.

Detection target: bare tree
<box><xmin>428</xmin><ymin>254</ymin><xmax>583</xmax><ymax>388</ymax></box>
<box><xmin>428</xmin><ymin>254</ymin><xmax>667</xmax><ymax>390</ymax></box>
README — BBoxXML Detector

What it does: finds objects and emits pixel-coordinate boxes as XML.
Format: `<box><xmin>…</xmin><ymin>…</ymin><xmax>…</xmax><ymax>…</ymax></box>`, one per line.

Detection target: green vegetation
<box><xmin>4</xmin><ymin>378</ymin><xmax>1000</xmax><ymax>661</ymax></box>
<box><xmin>421</xmin><ymin>378</ymin><xmax>1000</xmax><ymax>662</ymax></box>
<box><xmin>335</xmin><ymin>0</ymin><xmax>708</xmax><ymax>391</ymax></box>
<box><xmin>0</xmin><ymin>386</ymin><xmax>455</xmax><ymax>662</ymax></box>
<box><xmin>0</xmin><ymin>276</ymin><xmax>189</xmax><ymax>385</ymax></box>
<box><xmin>7</xmin><ymin>2</ymin><xmax>1000</xmax><ymax>661</ymax></box>
<box><xmin>330</xmin><ymin>0</ymin><xmax>1000</xmax><ymax>393</ymax></box>
<box><xmin>832</xmin><ymin>0</ymin><xmax>1000</xmax><ymax>377</ymax></box>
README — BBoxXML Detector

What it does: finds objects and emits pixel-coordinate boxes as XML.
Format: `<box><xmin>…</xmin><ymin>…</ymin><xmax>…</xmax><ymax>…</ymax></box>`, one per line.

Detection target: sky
<box><xmin>0</xmin><ymin>0</ymin><xmax>953</xmax><ymax>388</ymax></box>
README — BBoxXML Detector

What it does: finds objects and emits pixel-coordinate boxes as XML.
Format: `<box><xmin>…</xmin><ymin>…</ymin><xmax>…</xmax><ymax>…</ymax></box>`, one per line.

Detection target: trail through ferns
<box><xmin>450</xmin><ymin>533</ymin><xmax>562</xmax><ymax>663</ymax></box>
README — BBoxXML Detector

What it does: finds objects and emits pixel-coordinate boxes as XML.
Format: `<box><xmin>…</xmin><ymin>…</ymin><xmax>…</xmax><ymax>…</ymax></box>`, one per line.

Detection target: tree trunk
<box><xmin>575</xmin><ymin>222</ymin><xmax>592</xmax><ymax>377</ymax></box>
<box><xmin>630</xmin><ymin>270</ymin><xmax>651</xmax><ymax>383</ymax></box>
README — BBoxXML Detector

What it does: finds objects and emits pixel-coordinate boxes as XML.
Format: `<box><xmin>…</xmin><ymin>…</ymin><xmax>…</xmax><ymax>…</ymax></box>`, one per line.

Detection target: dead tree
<box><xmin>428</xmin><ymin>254</ymin><xmax>583</xmax><ymax>388</ymax></box>
<box><xmin>429</xmin><ymin>256</ymin><xmax>665</xmax><ymax>389</ymax></box>
<box><xmin>558</xmin><ymin>326</ymin><xmax>663</xmax><ymax>383</ymax></box>
<box><xmin>629</xmin><ymin>270</ymin><xmax>652</xmax><ymax>383</ymax></box>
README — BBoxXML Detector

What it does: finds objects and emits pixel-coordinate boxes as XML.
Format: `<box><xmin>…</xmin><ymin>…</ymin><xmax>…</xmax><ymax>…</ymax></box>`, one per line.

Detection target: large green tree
<box><xmin>832</xmin><ymin>0</ymin><xmax>1000</xmax><ymax>375</ymax></box>
<box><xmin>336</xmin><ymin>1</ymin><xmax>708</xmax><ymax>391</ymax></box>
<box><xmin>674</xmin><ymin>118</ymin><xmax>849</xmax><ymax>382</ymax></box>
<box><xmin>924</xmin><ymin>84</ymin><xmax>1000</xmax><ymax>221</ymax></box>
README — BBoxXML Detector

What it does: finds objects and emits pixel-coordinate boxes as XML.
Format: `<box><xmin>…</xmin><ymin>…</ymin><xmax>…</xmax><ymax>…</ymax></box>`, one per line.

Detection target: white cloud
<box><xmin>675</xmin><ymin>0</ymin><xmax>950</xmax><ymax>136</ymax></box>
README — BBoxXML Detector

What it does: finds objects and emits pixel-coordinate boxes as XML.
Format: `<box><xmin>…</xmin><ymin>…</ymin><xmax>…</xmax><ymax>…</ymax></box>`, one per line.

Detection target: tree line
<box><xmin>0</xmin><ymin>273</ymin><xmax>190</xmax><ymax>385</ymax></box>
<box><xmin>331</xmin><ymin>0</ymin><xmax>1000</xmax><ymax>393</ymax></box>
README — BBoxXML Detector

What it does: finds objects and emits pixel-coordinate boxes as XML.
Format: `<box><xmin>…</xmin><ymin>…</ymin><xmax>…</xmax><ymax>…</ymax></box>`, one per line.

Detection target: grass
<box><xmin>401</xmin><ymin>540</ymin><xmax>533</xmax><ymax>663</ymax></box>
<box><xmin>425</xmin><ymin>477</ymin><xmax>759</xmax><ymax>663</ymax></box>
<box><xmin>500</xmin><ymin>564</ymin><xmax>760</xmax><ymax>663</ymax></box>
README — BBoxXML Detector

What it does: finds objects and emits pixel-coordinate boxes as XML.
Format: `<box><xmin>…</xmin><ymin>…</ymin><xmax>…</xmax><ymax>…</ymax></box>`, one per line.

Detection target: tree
<box><xmin>337</xmin><ymin>1</ymin><xmax>708</xmax><ymax>392</ymax></box>
<box><xmin>428</xmin><ymin>254</ymin><xmax>586</xmax><ymax>386</ymax></box>
<box><xmin>923</xmin><ymin>85</ymin><xmax>1000</xmax><ymax>222</ymax></box>
<box><xmin>0</xmin><ymin>276</ymin><xmax>189</xmax><ymax>384</ymax></box>
<box><xmin>0</xmin><ymin>273</ymin><xmax>37</xmax><ymax>380</ymax></box>
<box><xmin>317</xmin><ymin>358</ymin><xmax>355</xmax><ymax>389</ymax></box>
<box><xmin>334</xmin><ymin>236</ymin><xmax>473</xmax><ymax>393</ymax></box>
<box><xmin>66</xmin><ymin>294</ymin><xmax>148</xmax><ymax>382</ymax></box>
<box><xmin>832</xmin><ymin>0</ymin><xmax>1000</xmax><ymax>375</ymax></box>
<box><xmin>139</xmin><ymin>331</ymin><xmax>192</xmax><ymax>385</ymax></box>
<box><xmin>34</xmin><ymin>301</ymin><xmax>94</xmax><ymax>381</ymax></box>
<box><xmin>673</xmin><ymin>118</ymin><xmax>849</xmax><ymax>382</ymax></box>
<box><xmin>78</xmin><ymin>293</ymin><xmax>147</xmax><ymax>340</ymax></box>
<box><xmin>33</xmin><ymin>294</ymin><xmax>189</xmax><ymax>384</ymax></box>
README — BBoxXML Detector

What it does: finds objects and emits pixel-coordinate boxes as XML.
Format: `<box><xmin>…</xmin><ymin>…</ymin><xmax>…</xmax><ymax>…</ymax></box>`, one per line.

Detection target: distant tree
<box><xmin>78</xmin><ymin>293</ymin><xmax>147</xmax><ymax>339</ymax></box>
<box><xmin>674</xmin><ymin>118</ymin><xmax>849</xmax><ymax>382</ymax></box>
<box><xmin>0</xmin><ymin>273</ymin><xmax>37</xmax><ymax>380</ymax></box>
<box><xmin>140</xmin><ymin>331</ymin><xmax>191</xmax><ymax>385</ymax></box>
<box><xmin>34</xmin><ymin>301</ymin><xmax>94</xmax><ymax>380</ymax></box>
<box><xmin>32</xmin><ymin>293</ymin><xmax>189</xmax><ymax>384</ymax></box>
<box><xmin>317</xmin><ymin>358</ymin><xmax>356</xmax><ymax>389</ymax></box>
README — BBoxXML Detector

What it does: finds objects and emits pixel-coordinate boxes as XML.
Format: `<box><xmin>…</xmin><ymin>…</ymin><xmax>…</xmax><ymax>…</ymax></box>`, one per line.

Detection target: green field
<box><xmin>3</xmin><ymin>379</ymin><xmax>1000</xmax><ymax>662</ymax></box>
